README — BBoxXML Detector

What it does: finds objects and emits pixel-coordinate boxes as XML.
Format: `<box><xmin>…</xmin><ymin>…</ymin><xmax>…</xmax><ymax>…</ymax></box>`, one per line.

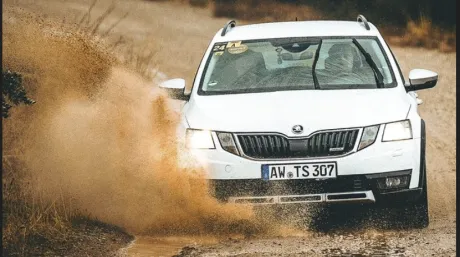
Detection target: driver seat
<box><xmin>324</xmin><ymin>43</ymin><xmax>361</xmax><ymax>73</ymax></box>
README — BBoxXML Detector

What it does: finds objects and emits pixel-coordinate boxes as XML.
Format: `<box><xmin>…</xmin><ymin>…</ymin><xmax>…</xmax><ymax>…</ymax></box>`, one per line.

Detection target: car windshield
<box><xmin>198</xmin><ymin>37</ymin><xmax>396</xmax><ymax>95</ymax></box>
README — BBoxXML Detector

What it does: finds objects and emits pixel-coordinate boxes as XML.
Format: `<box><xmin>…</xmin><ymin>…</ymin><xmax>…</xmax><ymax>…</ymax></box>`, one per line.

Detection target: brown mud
<box><xmin>2</xmin><ymin>0</ymin><xmax>456</xmax><ymax>256</ymax></box>
<box><xmin>2</xmin><ymin>7</ymin><xmax>280</xmax><ymax>237</ymax></box>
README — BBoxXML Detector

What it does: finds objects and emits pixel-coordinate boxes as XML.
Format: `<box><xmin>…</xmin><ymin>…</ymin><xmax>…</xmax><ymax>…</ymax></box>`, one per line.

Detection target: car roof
<box><xmin>214</xmin><ymin>20</ymin><xmax>381</xmax><ymax>42</ymax></box>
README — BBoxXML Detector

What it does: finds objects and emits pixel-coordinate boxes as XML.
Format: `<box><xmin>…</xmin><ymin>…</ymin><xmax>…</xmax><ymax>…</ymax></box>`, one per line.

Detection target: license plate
<box><xmin>261</xmin><ymin>162</ymin><xmax>337</xmax><ymax>181</ymax></box>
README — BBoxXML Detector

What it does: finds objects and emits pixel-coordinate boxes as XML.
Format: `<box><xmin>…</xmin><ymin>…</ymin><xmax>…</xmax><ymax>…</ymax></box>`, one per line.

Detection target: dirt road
<box><xmin>4</xmin><ymin>0</ymin><xmax>456</xmax><ymax>256</ymax></box>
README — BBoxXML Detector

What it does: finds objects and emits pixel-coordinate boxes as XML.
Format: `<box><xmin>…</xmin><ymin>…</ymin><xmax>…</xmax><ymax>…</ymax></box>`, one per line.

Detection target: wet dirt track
<box><xmin>4</xmin><ymin>0</ymin><xmax>456</xmax><ymax>256</ymax></box>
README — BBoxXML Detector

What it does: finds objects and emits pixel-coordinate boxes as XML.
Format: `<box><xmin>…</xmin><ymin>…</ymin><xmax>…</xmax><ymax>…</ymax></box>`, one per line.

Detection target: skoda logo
<box><xmin>292</xmin><ymin>125</ymin><xmax>304</xmax><ymax>134</ymax></box>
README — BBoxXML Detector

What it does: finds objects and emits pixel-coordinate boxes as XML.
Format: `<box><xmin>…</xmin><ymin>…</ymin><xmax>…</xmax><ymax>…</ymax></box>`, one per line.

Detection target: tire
<box><xmin>389</xmin><ymin>119</ymin><xmax>429</xmax><ymax>229</ymax></box>
<box><xmin>382</xmin><ymin>164</ymin><xmax>429</xmax><ymax>229</ymax></box>
<box><xmin>396</xmin><ymin>123</ymin><xmax>429</xmax><ymax>229</ymax></box>
<box><xmin>402</xmin><ymin>168</ymin><xmax>429</xmax><ymax>228</ymax></box>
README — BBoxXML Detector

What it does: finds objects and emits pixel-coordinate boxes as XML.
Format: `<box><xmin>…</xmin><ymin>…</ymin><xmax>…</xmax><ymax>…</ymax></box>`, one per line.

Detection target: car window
<box><xmin>199</xmin><ymin>37</ymin><xmax>396</xmax><ymax>95</ymax></box>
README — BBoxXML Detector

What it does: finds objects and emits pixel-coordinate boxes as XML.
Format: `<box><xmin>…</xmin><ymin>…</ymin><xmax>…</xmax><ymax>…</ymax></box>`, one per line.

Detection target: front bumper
<box><xmin>209</xmin><ymin>169</ymin><xmax>423</xmax><ymax>205</ymax></box>
<box><xmin>182</xmin><ymin>134</ymin><xmax>422</xmax><ymax>205</ymax></box>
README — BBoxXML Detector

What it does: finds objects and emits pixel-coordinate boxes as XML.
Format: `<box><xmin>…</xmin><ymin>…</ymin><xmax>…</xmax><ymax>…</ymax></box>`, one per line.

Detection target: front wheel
<box><xmin>395</xmin><ymin>159</ymin><xmax>429</xmax><ymax>228</ymax></box>
<box><xmin>401</xmin><ymin>183</ymin><xmax>429</xmax><ymax>228</ymax></box>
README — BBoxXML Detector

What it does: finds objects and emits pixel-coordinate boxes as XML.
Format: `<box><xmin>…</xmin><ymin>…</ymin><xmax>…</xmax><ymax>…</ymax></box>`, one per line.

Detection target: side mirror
<box><xmin>159</xmin><ymin>78</ymin><xmax>190</xmax><ymax>101</ymax></box>
<box><xmin>405</xmin><ymin>69</ymin><xmax>438</xmax><ymax>91</ymax></box>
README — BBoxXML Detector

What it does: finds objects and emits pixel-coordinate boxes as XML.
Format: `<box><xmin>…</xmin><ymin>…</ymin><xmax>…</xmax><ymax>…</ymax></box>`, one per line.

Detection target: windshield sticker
<box><xmin>214</xmin><ymin>51</ymin><xmax>224</xmax><ymax>56</ymax></box>
<box><xmin>227</xmin><ymin>44</ymin><xmax>248</xmax><ymax>54</ymax></box>
<box><xmin>212</xmin><ymin>44</ymin><xmax>226</xmax><ymax>52</ymax></box>
<box><xmin>226</xmin><ymin>41</ymin><xmax>242</xmax><ymax>48</ymax></box>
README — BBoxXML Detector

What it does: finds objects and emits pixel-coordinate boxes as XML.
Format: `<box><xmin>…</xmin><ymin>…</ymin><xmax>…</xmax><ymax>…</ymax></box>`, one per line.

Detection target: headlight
<box><xmin>382</xmin><ymin>120</ymin><xmax>412</xmax><ymax>142</ymax></box>
<box><xmin>216</xmin><ymin>132</ymin><xmax>240</xmax><ymax>155</ymax></box>
<box><xmin>358</xmin><ymin>125</ymin><xmax>380</xmax><ymax>151</ymax></box>
<box><xmin>186</xmin><ymin>129</ymin><xmax>215</xmax><ymax>149</ymax></box>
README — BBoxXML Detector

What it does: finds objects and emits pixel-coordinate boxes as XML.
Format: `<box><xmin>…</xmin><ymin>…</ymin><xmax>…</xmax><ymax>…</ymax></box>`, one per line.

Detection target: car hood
<box><xmin>184</xmin><ymin>89</ymin><xmax>410</xmax><ymax>136</ymax></box>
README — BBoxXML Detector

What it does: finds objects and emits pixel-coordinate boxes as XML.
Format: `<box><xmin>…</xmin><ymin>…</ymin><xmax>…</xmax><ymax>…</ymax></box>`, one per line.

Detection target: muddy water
<box><xmin>125</xmin><ymin>236</ymin><xmax>218</xmax><ymax>257</ymax></box>
<box><xmin>124</xmin><ymin>225</ymin><xmax>310</xmax><ymax>257</ymax></box>
<box><xmin>123</xmin><ymin>209</ymin><xmax>313</xmax><ymax>256</ymax></box>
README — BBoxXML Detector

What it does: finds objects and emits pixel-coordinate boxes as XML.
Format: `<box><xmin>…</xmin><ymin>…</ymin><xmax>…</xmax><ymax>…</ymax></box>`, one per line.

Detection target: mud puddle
<box><xmin>125</xmin><ymin>236</ymin><xmax>218</xmax><ymax>257</ymax></box>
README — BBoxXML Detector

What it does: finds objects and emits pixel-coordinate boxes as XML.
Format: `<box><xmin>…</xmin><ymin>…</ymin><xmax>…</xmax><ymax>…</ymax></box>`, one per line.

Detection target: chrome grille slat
<box><xmin>309</xmin><ymin>135</ymin><xmax>314</xmax><ymax>151</ymax></box>
<box><xmin>274</xmin><ymin>136</ymin><xmax>280</xmax><ymax>153</ymax></box>
<box><xmin>337</xmin><ymin>132</ymin><xmax>343</xmax><ymax>147</ymax></box>
<box><xmin>331</xmin><ymin>133</ymin><xmax>336</xmax><ymax>148</ymax></box>
<box><xmin>315</xmin><ymin>134</ymin><xmax>321</xmax><ymax>152</ymax></box>
<box><xmin>240</xmin><ymin>136</ymin><xmax>249</xmax><ymax>154</ymax></box>
<box><xmin>248</xmin><ymin>136</ymin><xmax>256</xmax><ymax>155</ymax></box>
<box><xmin>322</xmin><ymin>132</ymin><xmax>329</xmax><ymax>154</ymax></box>
<box><xmin>259</xmin><ymin>136</ymin><xmax>265</xmax><ymax>155</ymax></box>
<box><xmin>321</xmin><ymin>134</ymin><xmax>325</xmax><ymax>153</ymax></box>
<box><xmin>267</xmin><ymin>136</ymin><xmax>274</xmax><ymax>154</ymax></box>
<box><xmin>319</xmin><ymin>133</ymin><xmax>324</xmax><ymax>154</ymax></box>
<box><xmin>281</xmin><ymin>137</ymin><xmax>287</xmax><ymax>153</ymax></box>
<box><xmin>342</xmin><ymin>131</ymin><xmax>348</xmax><ymax>147</ymax></box>
<box><xmin>346</xmin><ymin>131</ymin><xmax>353</xmax><ymax>150</ymax></box>
<box><xmin>237</xmin><ymin>129</ymin><xmax>360</xmax><ymax>159</ymax></box>
<box><xmin>350</xmin><ymin>131</ymin><xmax>357</xmax><ymax>150</ymax></box>
<box><xmin>255</xmin><ymin>136</ymin><xmax>262</xmax><ymax>155</ymax></box>
<box><xmin>264</xmin><ymin>136</ymin><xmax>270</xmax><ymax>155</ymax></box>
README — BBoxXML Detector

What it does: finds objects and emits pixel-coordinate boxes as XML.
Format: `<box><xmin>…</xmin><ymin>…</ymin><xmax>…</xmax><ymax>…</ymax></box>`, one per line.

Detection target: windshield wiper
<box><xmin>352</xmin><ymin>38</ymin><xmax>384</xmax><ymax>88</ymax></box>
<box><xmin>312</xmin><ymin>39</ymin><xmax>322</xmax><ymax>89</ymax></box>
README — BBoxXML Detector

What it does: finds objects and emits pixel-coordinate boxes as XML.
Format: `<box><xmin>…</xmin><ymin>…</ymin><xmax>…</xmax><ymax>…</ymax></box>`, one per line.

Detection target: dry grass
<box><xmin>210</xmin><ymin>0</ymin><xmax>455</xmax><ymax>52</ymax></box>
<box><xmin>213</xmin><ymin>0</ymin><xmax>322</xmax><ymax>22</ymax></box>
<box><xmin>2</xmin><ymin>1</ymin><xmax>151</xmax><ymax>255</ymax></box>
<box><xmin>108</xmin><ymin>34</ymin><xmax>161</xmax><ymax>80</ymax></box>
<box><xmin>76</xmin><ymin>0</ymin><xmax>159</xmax><ymax>80</ymax></box>
<box><xmin>393</xmin><ymin>16</ymin><xmax>456</xmax><ymax>52</ymax></box>
<box><xmin>189</xmin><ymin>0</ymin><xmax>209</xmax><ymax>7</ymax></box>
<box><xmin>2</xmin><ymin>155</ymin><xmax>79</xmax><ymax>256</ymax></box>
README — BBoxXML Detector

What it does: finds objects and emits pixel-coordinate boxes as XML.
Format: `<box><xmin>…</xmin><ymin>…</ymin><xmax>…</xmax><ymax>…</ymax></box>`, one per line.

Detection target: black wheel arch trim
<box><xmin>419</xmin><ymin>119</ymin><xmax>426</xmax><ymax>188</ymax></box>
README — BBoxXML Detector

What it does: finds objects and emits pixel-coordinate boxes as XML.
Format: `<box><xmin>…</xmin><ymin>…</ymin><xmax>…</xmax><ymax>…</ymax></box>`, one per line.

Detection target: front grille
<box><xmin>237</xmin><ymin>129</ymin><xmax>359</xmax><ymax>159</ymax></box>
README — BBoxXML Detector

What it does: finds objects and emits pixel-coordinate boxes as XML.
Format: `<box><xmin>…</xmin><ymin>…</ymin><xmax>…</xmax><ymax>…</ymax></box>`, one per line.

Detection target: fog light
<box><xmin>386</xmin><ymin>177</ymin><xmax>401</xmax><ymax>187</ymax></box>
<box><xmin>377</xmin><ymin>175</ymin><xmax>409</xmax><ymax>190</ymax></box>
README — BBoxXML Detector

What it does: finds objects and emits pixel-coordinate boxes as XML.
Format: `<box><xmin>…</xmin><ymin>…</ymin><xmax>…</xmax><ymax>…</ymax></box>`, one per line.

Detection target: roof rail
<box><xmin>357</xmin><ymin>14</ymin><xmax>370</xmax><ymax>30</ymax></box>
<box><xmin>221</xmin><ymin>20</ymin><xmax>236</xmax><ymax>36</ymax></box>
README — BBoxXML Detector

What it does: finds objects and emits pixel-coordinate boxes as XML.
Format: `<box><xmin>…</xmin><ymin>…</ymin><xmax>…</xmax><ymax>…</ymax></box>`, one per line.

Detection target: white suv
<box><xmin>160</xmin><ymin>15</ymin><xmax>438</xmax><ymax>228</ymax></box>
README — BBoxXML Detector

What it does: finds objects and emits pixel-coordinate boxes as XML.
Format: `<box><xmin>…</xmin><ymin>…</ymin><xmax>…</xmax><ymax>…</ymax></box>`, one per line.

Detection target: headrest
<box><xmin>328</xmin><ymin>43</ymin><xmax>355</xmax><ymax>56</ymax></box>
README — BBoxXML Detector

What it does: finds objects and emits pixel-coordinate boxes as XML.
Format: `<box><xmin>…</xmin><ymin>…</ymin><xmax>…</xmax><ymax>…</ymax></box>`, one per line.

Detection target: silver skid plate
<box><xmin>228</xmin><ymin>191</ymin><xmax>375</xmax><ymax>205</ymax></box>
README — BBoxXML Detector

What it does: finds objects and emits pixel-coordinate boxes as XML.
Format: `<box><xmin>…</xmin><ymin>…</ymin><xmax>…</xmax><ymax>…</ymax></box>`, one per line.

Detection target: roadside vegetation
<box><xmin>1</xmin><ymin>2</ymin><xmax>157</xmax><ymax>255</ymax></box>
<box><xmin>396</xmin><ymin>16</ymin><xmax>456</xmax><ymax>52</ymax></box>
<box><xmin>165</xmin><ymin>0</ymin><xmax>456</xmax><ymax>52</ymax></box>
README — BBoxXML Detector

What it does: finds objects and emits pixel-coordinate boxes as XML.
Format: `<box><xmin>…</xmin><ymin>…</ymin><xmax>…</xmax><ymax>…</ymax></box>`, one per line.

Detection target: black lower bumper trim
<box><xmin>327</xmin><ymin>193</ymin><xmax>367</xmax><ymax>200</ymax></box>
<box><xmin>376</xmin><ymin>188</ymin><xmax>423</xmax><ymax>203</ymax></box>
<box><xmin>209</xmin><ymin>169</ymin><xmax>415</xmax><ymax>202</ymax></box>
